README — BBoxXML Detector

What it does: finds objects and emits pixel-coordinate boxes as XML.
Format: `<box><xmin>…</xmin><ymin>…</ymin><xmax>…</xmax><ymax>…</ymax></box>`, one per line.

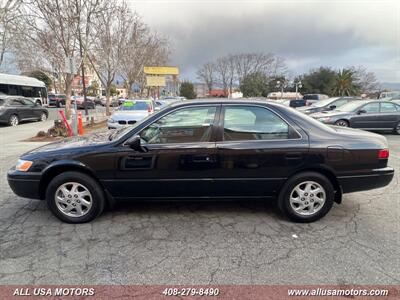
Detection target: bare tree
<box><xmin>197</xmin><ymin>62</ymin><xmax>215</xmax><ymax>94</ymax></box>
<box><xmin>88</xmin><ymin>1</ymin><xmax>131</xmax><ymax>115</ymax></box>
<box><xmin>119</xmin><ymin>14</ymin><xmax>169</xmax><ymax>98</ymax></box>
<box><xmin>17</xmin><ymin>0</ymin><xmax>107</xmax><ymax>118</ymax></box>
<box><xmin>0</xmin><ymin>0</ymin><xmax>21</xmax><ymax>69</ymax></box>
<box><xmin>351</xmin><ymin>66</ymin><xmax>379</xmax><ymax>93</ymax></box>
<box><xmin>233</xmin><ymin>52</ymin><xmax>285</xmax><ymax>84</ymax></box>
<box><xmin>215</xmin><ymin>57</ymin><xmax>229</xmax><ymax>96</ymax></box>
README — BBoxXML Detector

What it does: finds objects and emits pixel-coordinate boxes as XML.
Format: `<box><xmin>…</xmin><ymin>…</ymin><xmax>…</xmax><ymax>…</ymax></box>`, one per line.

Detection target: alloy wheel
<box><xmin>55</xmin><ymin>182</ymin><xmax>93</xmax><ymax>218</ymax></box>
<box><xmin>335</xmin><ymin>120</ymin><xmax>348</xmax><ymax>127</ymax></box>
<box><xmin>10</xmin><ymin>115</ymin><xmax>18</xmax><ymax>126</ymax></box>
<box><xmin>289</xmin><ymin>181</ymin><xmax>326</xmax><ymax>216</ymax></box>
<box><xmin>41</xmin><ymin>113</ymin><xmax>47</xmax><ymax>121</ymax></box>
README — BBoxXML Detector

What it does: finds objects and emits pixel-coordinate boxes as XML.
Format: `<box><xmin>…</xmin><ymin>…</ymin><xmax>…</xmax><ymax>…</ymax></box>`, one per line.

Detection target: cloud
<box><xmin>131</xmin><ymin>0</ymin><xmax>399</xmax><ymax>82</ymax></box>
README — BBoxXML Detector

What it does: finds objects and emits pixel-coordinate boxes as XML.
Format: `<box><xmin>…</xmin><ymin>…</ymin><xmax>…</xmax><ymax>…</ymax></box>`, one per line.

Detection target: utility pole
<box><xmin>75</xmin><ymin>0</ymin><xmax>88</xmax><ymax>118</ymax></box>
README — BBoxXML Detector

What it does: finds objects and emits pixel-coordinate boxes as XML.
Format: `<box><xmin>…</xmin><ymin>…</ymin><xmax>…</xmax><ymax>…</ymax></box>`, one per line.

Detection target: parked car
<box><xmin>100</xmin><ymin>97</ymin><xmax>119</xmax><ymax>107</ymax></box>
<box><xmin>303</xmin><ymin>94</ymin><xmax>329</xmax><ymax>106</ymax></box>
<box><xmin>311</xmin><ymin>100</ymin><xmax>400</xmax><ymax>134</ymax></box>
<box><xmin>7</xmin><ymin>99</ymin><xmax>394</xmax><ymax>223</ymax></box>
<box><xmin>379</xmin><ymin>91</ymin><xmax>400</xmax><ymax>99</ymax></box>
<box><xmin>154</xmin><ymin>100</ymin><xmax>171</xmax><ymax>111</ymax></box>
<box><xmin>71</xmin><ymin>97</ymin><xmax>96</xmax><ymax>109</ymax></box>
<box><xmin>275</xmin><ymin>98</ymin><xmax>306</xmax><ymax>108</ymax></box>
<box><xmin>0</xmin><ymin>95</ymin><xmax>48</xmax><ymax>126</ymax></box>
<box><xmin>107</xmin><ymin>100</ymin><xmax>154</xmax><ymax>129</ymax></box>
<box><xmin>48</xmin><ymin>93</ymin><xmax>66</xmax><ymax>107</ymax></box>
<box><xmin>297</xmin><ymin>97</ymin><xmax>361</xmax><ymax>115</ymax></box>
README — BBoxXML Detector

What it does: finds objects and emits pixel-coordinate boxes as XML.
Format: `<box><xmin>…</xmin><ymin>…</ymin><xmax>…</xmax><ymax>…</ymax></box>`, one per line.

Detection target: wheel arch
<box><xmin>286</xmin><ymin>166</ymin><xmax>342</xmax><ymax>204</ymax></box>
<box><xmin>38</xmin><ymin>161</ymin><xmax>115</xmax><ymax>207</ymax></box>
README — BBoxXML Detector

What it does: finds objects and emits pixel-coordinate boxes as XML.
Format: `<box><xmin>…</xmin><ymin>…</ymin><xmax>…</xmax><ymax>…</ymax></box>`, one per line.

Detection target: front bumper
<box><xmin>7</xmin><ymin>169</ymin><xmax>42</xmax><ymax>199</ymax></box>
<box><xmin>338</xmin><ymin>167</ymin><xmax>394</xmax><ymax>193</ymax></box>
<box><xmin>107</xmin><ymin>121</ymin><xmax>126</xmax><ymax>130</ymax></box>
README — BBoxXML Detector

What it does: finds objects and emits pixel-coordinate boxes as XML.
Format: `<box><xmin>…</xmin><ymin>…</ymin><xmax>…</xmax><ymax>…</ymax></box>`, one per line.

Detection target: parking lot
<box><xmin>0</xmin><ymin>121</ymin><xmax>399</xmax><ymax>285</ymax></box>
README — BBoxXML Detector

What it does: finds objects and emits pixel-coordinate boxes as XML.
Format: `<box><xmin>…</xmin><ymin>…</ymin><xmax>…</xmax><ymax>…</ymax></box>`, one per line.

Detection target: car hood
<box><xmin>310</xmin><ymin>110</ymin><xmax>352</xmax><ymax>118</ymax></box>
<box><xmin>22</xmin><ymin>131</ymin><xmax>111</xmax><ymax>157</ymax></box>
<box><xmin>111</xmin><ymin>111</ymin><xmax>148</xmax><ymax>121</ymax></box>
<box><xmin>297</xmin><ymin>106</ymin><xmax>323</xmax><ymax>114</ymax></box>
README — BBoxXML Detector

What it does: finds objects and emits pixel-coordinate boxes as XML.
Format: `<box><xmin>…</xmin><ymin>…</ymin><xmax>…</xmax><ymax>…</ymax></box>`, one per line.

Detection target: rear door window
<box><xmin>222</xmin><ymin>106</ymin><xmax>298</xmax><ymax>141</ymax></box>
<box><xmin>380</xmin><ymin>102</ymin><xmax>397</xmax><ymax>113</ymax></box>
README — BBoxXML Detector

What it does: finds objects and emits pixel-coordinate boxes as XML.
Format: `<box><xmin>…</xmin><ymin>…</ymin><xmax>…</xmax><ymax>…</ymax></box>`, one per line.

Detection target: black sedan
<box><xmin>311</xmin><ymin>100</ymin><xmax>400</xmax><ymax>134</ymax></box>
<box><xmin>8</xmin><ymin>99</ymin><xmax>394</xmax><ymax>223</ymax></box>
<box><xmin>297</xmin><ymin>97</ymin><xmax>361</xmax><ymax>115</ymax></box>
<box><xmin>0</xmin><ymin>96</ymin><xmax>48</xmax><ymax>126</ymax></box>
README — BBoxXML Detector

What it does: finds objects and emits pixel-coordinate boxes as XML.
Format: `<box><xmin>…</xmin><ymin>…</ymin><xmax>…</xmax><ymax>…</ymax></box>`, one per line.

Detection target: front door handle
<box><xmin>285</xmin><ymin>153</ymin><xmax>302</xmax><ymax>160</ymax></box>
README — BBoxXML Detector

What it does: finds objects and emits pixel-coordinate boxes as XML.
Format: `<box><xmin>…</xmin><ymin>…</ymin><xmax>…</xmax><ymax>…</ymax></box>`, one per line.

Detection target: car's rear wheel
<box><xmin>46</xmin><ymin>171</ymin><xmax>105</xmax><ymax>223</ymax></box>
<box><xmin>394</xmin><ymin>122</ymin><xmax>400</xmax><ymax>135</ymax></box>
<box><xmin>278</xmin><ymin>172</ymin><xmax>334</xmax><ymax>222</ymax></box>
<box><xmin>8</xmin><ymin>114</ymin><xmax>19</xmax><ymax>126</ymax></box>
<box><xmin>335</xmin><ymin>119</ymin><xmax>349</xmax><ymax>127</ymax></box>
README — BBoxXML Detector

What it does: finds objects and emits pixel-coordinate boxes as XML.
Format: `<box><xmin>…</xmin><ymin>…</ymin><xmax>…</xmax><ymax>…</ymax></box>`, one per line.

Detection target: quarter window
<box><xmin>223</xmin><ymin>106</ymin><xmax>295</xmax><ymax>141</ymax></box>
<box><xmin>140</xmin><ymin>106</ymin><xmax>217</xmax><ymax>144</ymax></box>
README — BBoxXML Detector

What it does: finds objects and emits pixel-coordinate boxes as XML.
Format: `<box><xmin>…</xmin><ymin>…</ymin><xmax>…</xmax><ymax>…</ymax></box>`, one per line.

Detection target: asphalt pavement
<box><xmin>0</xmin><ymin>123</ymin><xmax>399</xmax><ymax>285</ymax></box>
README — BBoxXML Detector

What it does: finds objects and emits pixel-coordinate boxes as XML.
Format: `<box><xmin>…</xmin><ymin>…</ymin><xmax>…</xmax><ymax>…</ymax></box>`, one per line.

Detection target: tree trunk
<box><xmin>65</xmin><ymin>74</ymin><xmax>73</xmax><ymax>119</ymax></box>
<box><xmin>106</xmin><ymin>86</ymin><xmax>111</xmax><ymax>116</ymax></box>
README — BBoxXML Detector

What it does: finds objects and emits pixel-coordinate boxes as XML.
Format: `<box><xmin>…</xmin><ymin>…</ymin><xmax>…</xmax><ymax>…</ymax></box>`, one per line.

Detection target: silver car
<box><xmin>107</xmin><ymin>100</ymin><xmax>154</xmax><ymax>129</ymax></box>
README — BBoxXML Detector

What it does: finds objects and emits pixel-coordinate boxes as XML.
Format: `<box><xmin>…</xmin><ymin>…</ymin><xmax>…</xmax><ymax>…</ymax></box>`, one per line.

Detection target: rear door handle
<box><xmin>285</xmin><ymin>153</ymin><xmax>302</xmax><ymax>160</ymax></box>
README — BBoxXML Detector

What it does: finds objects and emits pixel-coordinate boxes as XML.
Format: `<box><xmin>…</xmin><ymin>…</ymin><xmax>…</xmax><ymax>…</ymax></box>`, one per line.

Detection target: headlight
<box><xmin>108</xmin><ymin>118</ymin><xmax>116</xmax><ymax>123</ymax></box>
<box><xmin>317</xmin><ymin>117</ymin><xmax>331</xmax><ymax>122</ymax></box>
<box><xmin>16</xmin><ymin>159</ymin><xmax>33</xmax><ymax>172</ymax></box>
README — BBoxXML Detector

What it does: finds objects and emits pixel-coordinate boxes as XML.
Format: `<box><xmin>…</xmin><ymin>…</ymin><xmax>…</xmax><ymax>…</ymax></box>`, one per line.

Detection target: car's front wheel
<box><xmin>278</xmin><ymin>172</ymin><xmax>334</xmax><ymax>222</ymax></box>
<box><xmin>46</xmin><ymin>171</ymin><xmax>105</xmax><ymax>223</ymax></box>
<box><xmin>334</xmin><ymin>119</ymin><xmax>349</xmax><ymax>127</ymax></box>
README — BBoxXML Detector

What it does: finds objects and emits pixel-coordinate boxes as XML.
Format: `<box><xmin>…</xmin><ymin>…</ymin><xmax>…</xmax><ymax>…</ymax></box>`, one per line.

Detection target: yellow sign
<box><xmin>144</xmin><ymin>66</ymin><xmax>179</xmax><ymax>75</ymax></box>
<box><xmin>146</xmin><ymin>76</ymin><xmax>166</xmax><ymax>87</ymax></box>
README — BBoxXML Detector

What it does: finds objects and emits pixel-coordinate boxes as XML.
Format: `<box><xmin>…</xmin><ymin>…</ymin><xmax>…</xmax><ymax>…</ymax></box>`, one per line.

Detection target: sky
<box><xmin>130</xmin><ymin>0</ymin><xmax>399</xmax><ymax>83</ymax></box>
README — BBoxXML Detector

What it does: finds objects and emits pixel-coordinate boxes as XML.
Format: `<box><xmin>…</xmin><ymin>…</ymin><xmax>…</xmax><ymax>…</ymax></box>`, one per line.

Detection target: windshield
<box><xmin>312</xmin><ymin>98</ymin><xmax>338</xmax><ymax>108</ymax></box>
<box><xmin>335</xmin><ymin>101</ymin><xmax>368</xmax><ymax>112</ymax></box>
<box><xmin>119</xmin><ymin>101</ymin><xmax>150</xmax><ymax>111</ymax></box>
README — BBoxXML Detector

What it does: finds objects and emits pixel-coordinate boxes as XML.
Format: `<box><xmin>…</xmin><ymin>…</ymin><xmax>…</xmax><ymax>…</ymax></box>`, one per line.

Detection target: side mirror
<box><xmin>125</xmin><ymin>135</ymin><xmax>147</xmax><ymax>152</ymax></box>
<box><xmin>357</xmin><ymin>109</ymin><xmax>366</xmax><ymax>114</ymax></box>
<box><xmin>329</xmin><ymin>105</ymin><xmax>336</xmax><ymax>110</ymax></box>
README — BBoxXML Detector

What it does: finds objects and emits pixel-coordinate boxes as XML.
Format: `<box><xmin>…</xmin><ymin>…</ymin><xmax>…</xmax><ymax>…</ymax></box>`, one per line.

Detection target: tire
<box><xmin>278</xmin><ymin>171</ymin><xmax>334</xmax><ymax>223</ymax></box>
<box><xmin>394</xmin><ymin>122</ymin><xmax>400</xmax><ymax>135</ymax></box>
<box><xmin>56</xmin><ymin>102</ymin><xmax>61</xmax><ymax>108</ymax></box>
<box><xmin>39</xmin><ymin>112</ymin><xmax>47</xmax><ymax>122</ymax></box>
<box><xmin>334</xmin><ymin>119</ymin><xmax>349</xmax><ymax>127</ymax></box>
<box><xmin>8</xmin><ymin>114</ymin><xmax>19</xmax><ymax>126</ymax></box>
<box><xmin>46</xmin><ymin>171</ymin><xmax>105</xmax><ymax>223</ymax></box>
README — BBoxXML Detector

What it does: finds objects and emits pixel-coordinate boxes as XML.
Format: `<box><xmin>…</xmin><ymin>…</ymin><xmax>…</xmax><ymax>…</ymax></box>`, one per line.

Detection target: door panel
<box><xmin>214</xmin><ymin>105</ymin><xmax>309</xmax><ymax>198</ymax></box>
<box><xmin>111</xmin><ymin>105</ymin><xmax>221</xmax><ymax>199</ymax></box>
<box><xmin>376</xmin><ymin>102</ymin><xmax>399</xmax><ymax>129</ymax></box>
<box><xmin>350</xmin><ymin>102</ymin><xmax>380</xmax><ymax>128</ymax></box>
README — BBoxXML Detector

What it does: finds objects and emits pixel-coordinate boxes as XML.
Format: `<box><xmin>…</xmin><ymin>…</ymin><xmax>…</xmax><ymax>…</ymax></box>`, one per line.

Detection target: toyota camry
<box><xmin>8</xmin><ymin>99</ymin><xmax>394</xmax><ymax>223</ymax></box>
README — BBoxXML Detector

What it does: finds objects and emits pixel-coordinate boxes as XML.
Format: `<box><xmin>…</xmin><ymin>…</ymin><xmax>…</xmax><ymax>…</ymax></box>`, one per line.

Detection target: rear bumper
<box><xmin>7</xmin><ymin>170</ymin><xmax>42</xmax><ymax>199</ymax></box>
<box><xmin>338</xmin><ymin>167</ymin><xmax>394</xmax><ymax>193</ymax></box>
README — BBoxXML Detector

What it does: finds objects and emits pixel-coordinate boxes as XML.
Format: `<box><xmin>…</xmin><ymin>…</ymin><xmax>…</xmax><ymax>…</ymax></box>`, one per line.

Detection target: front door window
<box><xmin>140</xmin><ymin>106</ymin><xmax>217</xmax><ymax>144</ymax></box>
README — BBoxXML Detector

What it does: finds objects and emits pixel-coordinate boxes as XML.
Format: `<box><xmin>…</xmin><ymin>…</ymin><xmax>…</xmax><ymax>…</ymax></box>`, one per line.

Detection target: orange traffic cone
<box><xmin>78</xmin><ymin>112</ymin><xmax>84</xmax><ymax>136</ymax></box>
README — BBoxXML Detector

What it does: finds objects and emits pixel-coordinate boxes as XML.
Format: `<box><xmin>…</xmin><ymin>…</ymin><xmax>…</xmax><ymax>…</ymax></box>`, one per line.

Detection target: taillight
<box><xmin>148</xmin><ymin>106</ymin><xmax>152</xmax><ymax>113</ymax></box>
<box><xmin>378</xmin><ymin>149</ymin><xmax>389</xmax><ymax>159</ymax></box>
